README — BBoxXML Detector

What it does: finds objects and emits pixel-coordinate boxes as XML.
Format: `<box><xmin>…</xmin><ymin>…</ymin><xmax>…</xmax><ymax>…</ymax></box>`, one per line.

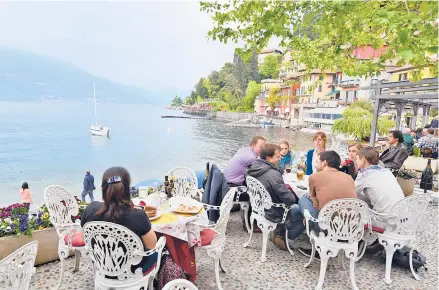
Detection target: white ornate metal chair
<box><xmin>188</xmin><ymin>187</ymin><xmax>236</xmax><ymax>290</ymax></box>
<box><xmin>243</xmin><ymin>176</ymin><xmax>295</xmax><ymax>262</ymax></box>
<box><xmin>233</xmin><ymin>185</ymin><xmax>251</xmax><ymax>233</ymax></box>
<box><xmin>168</xmin><ymin>167</ymin><xmax>202</xmax><ymax>201</ymax></box>
<box><xmin>83</xmin><ymin>221</ymin><xmax>166</xmax><ymax>290</ymax></box>
<box><xmin>0</xmin><ymin>241</ymin><xmax>38</xmax><ymax>290</ymax></box>
<box><xmin>363</xmin><ymin>193</ymin><xmax>431</xmax><ymax>285</ymax></box>
<box><xmin>162</xmin><ymin>279</ymin><xmax>199</xmax><ymax>290</ymax></box>
<box><xmin>44</xmin><ymin>185</ymin><xmax>89</xmax><ymax>290</ymax></box>
<box><xmin>303</xmin><ymin>198</ymin><xmax>369</xmax><ymax>290</ymax></box>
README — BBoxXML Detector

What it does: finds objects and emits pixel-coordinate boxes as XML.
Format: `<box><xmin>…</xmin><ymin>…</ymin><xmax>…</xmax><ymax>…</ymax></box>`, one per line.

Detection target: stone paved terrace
<box><xmin>31</xmin><ymin>206</ymin><xmax>438</xmax><ymax>290</ymax></box>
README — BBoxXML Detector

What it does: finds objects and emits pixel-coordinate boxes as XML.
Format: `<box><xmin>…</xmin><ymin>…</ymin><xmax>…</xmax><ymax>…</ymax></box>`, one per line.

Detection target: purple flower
<box><xmin>36</xmin><ymin>218</ymin><xmax>42</xmax><ymax>225</ymax></box>
<box><xmin>19</xmin><ymin>214</ymin><xmax>28</xmax><ymax>223</ymax></box>
<box><xmin>20</xmin><ymin>223</ymin><xmax>27</xmax><ymax>232</ymax></box>
<box><xmin>10</xmin><ymin>224</ymin><xmax>16</xmax><ymax>230</ymax></box>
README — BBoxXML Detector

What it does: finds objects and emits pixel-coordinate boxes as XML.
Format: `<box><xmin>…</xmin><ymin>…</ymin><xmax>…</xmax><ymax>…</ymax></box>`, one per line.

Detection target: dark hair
<box><xmin>96</xmin><ymin>167</ymin><xmax>132</xmax><ymax>223</ymax></box>
<box><xmin>358</xmin><ymin>146</ymin><xmax>380</xmax><ymax>165</ymax></box>
<box><xmin>427</xmin><ymin>128</ymin><xmax>434</xmax><ymax>135</ymax></box>
<box><xmin>260</xmin><ymin>143</ymin><xmax>280</xmax><ymax>160</ymax></box>
<box><xmin>318</xmin><ymin>150</ymin><xmax>341</xmax><ymax>169</ymax></box>
<box><xmin>390</xmin><ymin>130</ymin><xmax>404</xmax><ymax>144</ymax></box>
<box><xmin>21</xmin><ymin>182</ymin><xmax>29</xmax><ymax>190</ymax></box>
<box><xmin>424</xmin><ymin>124</ymin><xmax>431</xmax><ymax>129</ymax></box>
<box><xmin>250</xmin><ymin>136</ymin><xmax>266</xmax><ymax>146</ymax></box>
<box><xmin>416</xmin><ymin>127</ymin><xmax>423</xmax><ymax>133</ymax></box>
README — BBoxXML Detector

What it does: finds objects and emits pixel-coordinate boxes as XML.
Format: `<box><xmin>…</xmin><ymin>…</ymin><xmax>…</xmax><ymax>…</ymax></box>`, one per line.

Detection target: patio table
<box><xmin>283</xmin><ymin>173</ymin><xmax>310</xmax><ymax>198</ymax></box>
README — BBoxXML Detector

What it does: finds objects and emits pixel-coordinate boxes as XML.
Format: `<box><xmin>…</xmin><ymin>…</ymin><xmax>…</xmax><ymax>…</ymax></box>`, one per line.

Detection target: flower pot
<box><xmin>397</xmin><ymin>177</ymin><xmax>416</xmax><ymax>197</ymax></box>
<box><xmin>0</xmin><ymin>227</ymin><xmax>60</xmax><ymax>265</ymax></box>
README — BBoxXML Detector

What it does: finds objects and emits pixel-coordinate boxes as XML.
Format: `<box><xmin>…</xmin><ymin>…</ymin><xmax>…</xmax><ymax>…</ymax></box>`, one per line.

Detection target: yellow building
<box><xmin>295</xmin><ymin>71</ymin><xmax>337</xmax><ymax>103</ymax></box>
<box><xmin>388</xmin><ymin>66</ymin><xmax>435</xmax><ymax>82</ymax></box>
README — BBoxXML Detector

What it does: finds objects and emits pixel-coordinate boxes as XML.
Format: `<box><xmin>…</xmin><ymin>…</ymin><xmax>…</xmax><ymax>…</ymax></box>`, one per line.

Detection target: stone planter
<box><xmin>397</xmin><ymin>177</ymin><xmax>416</xmax><ymax>197</ymax></box>
<box><xmin>0</xmin><ymin>227</ymin><xmax>60</xmax><ymax>265</ymax></box>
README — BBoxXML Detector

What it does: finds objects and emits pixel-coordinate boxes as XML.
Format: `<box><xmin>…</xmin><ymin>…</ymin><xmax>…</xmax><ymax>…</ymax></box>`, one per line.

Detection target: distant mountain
<box><xmin>0</xmin><ymin>48</ymin><xmax>164</xmax><ymax>104</ymax></box>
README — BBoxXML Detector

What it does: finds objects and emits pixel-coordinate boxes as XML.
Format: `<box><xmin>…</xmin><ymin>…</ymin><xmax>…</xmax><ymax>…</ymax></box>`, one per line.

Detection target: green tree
<box><xmin>194</xmin><ymin>78</ymin><xmax>209</xmax><ymax>99</ymax></box>
<box><xmin>242</xmin><ymin>81</ymin><xmax>261</xmax><ymax>111</ymax></box>
<box><xmin>332</xmin><ymin>100</ymin><xmax>395</xmax><ymax>140</ymax></box>
<box><xmin>201</xmin><ymin>1</ymin><xmax>438</xmax><ymax>79</ymax></box>
<box><xmin>266</xmin><ymin>88</ymin><xmax>281</xmax><ymax>110</ymax></box>
<box><xmin>171</xmin><ymin>95</ymin><xmax>183</xmax><ymax>106</ymax></box>
<box><xmin>184</xmin><ymin>96</ymin><xmax>194</xmax><ymax>105</ymax></box>
<box><xmin>259</xmin><ymin>54</ymin><xmax>280</xmax><ymax>79</ymax></box>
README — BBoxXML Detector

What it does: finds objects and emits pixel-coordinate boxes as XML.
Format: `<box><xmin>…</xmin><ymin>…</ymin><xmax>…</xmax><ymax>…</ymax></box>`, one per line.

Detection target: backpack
<box><xmin>156</xmin><ymin>253</ymin><xmax>188</xmax><ymax>290</ymax></box>
<box><xmin>386</xmin><ymin>246</ymin><xmax>427</xmax><ymax>272</ymax></box>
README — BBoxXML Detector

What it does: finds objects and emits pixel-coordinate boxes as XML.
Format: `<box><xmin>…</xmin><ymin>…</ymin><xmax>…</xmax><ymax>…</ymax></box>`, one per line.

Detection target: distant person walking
<box><xmin>82</xmin><ymin>170</ymin><xmax>96</xmax><ymax>202</ymax></box>
<box><xmin>20</xmin><ymin>182</ymin><xmax>32</xmax><ymax>208</ymax></box>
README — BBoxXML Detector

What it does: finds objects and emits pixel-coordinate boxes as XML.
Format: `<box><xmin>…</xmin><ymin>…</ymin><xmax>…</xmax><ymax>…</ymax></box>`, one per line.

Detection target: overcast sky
<box><xmin>0</xmin><ymin>1</ymin><xmax>278</xmax><ymax>94</ymax></box>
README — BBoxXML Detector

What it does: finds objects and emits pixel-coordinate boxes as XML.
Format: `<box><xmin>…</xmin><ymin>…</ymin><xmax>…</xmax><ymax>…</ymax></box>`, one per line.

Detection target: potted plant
<box><xmin>397</xmin><ymin>168</ymin><xmax>418</xmax><ymax>196</ymax></box>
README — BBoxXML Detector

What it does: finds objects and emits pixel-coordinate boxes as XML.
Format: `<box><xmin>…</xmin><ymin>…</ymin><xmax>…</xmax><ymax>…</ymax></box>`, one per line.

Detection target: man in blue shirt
<box><xmin>82</xmin><ymin>170</ymin><xmax>96</xmax><ymax>202</ymax></box>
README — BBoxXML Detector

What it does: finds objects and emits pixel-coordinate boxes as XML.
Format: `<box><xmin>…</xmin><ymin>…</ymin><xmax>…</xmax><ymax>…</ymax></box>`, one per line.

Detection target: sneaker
<box><xmin>274</xmin><ymin>235</ymin><xmax>287</xmax><ymax>251</ymax></box>
<box><xmin>298</xmin><ymin>247</ymin><xmax>320</xmax><ymax>261</ymax></box>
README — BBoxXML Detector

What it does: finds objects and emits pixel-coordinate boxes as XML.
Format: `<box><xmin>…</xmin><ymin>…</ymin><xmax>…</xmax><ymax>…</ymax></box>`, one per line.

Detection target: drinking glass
<box><xmin>285</xmin><ymin>164</ymin><xmax>292</xmax><ymax>174</ymax></box>
<box><xmin>297</xmin><ymin>169</ymin><xmax>304</xmax><ymax>181</ymax></box>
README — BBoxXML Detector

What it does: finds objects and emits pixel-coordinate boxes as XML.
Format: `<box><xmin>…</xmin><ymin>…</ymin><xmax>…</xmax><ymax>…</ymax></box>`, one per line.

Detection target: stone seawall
<box><xmin>215</xmin><ymin>111</ymin><xmax>254</xmax><ymax>122</ymax></box>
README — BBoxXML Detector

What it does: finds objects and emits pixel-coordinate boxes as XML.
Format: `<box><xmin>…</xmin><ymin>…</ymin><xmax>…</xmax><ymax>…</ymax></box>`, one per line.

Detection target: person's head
<box><xmin>260</xmin><ymin>143</ymin><xmax>281</xmax><ymax>167</ymax></box>
<box><xmin>410</xmin><ymin>129</ymin><xmax>416</xmax><ymax>137</ymax></box>
<box><xmin>21</xmin><ymin>182</ymin><xmax>29</xmax><ymax>190</ymax></box>
<box><xmin>427</xmin><ymin>128</ymin><xmax>434</xmax><ymax>135</ymax></box>
<box><xmin>402</xmin><ymin>128</ymin><xmax>411</xmax><ymax>135</ymax></box>
<box><xmin>85</xmin><ymin>170</ymin><xmax>90</xmax><ymax>175</ymax></box>
<box><xmin>388</xmin><ymin>130</ymin><xmax>404</xmax><ymax>145</ymax></box>
<box><xmin>96</xmin><ymin>167</ymin><xmax>132</xmax><ymax>223</ymax></box>
<box><xmin>279</xmin><ymin>140</ymin><xmax>290</xmax><ymax>157</ymax></box>
<box><xmin>356</xmin><ymin>146</ymin><xmax>380</xmax><ymax>169</ymax></box>
<box><xmin>313</xmin><ymin>131</ymin><xmax>327</xmax><ymax>150</ymax></box>
<box><xmin>250</xmin><ymin>136</ymin><xmax>266</xmax><ymax>156</ymax></box>
<box><xmin>424</xmin><ymin>124</ymin><xmax>431</xmax><ymax>129</ymax></box>
<box><xmin>316</xmin><ymin>150</ymin><xmax>341</xmax><ymax>172</ymax></box>
<box><xmin>435</xmin><ymin>129</ymin><xmax>439</xmax><ymax>137</ymax></box>
<box><xmin>348</xmin><ymin>143</ymin><xmax>363</xmax><ymax>161</ymax></box>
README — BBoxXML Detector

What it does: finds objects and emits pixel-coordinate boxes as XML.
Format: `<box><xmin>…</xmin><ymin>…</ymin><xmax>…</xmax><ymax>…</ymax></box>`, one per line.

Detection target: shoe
<box><xmin>298</xmin><ymin>247</ymin><xmax>320</xmax><ymax>261</ymax></box>
<box><xmin>274</xmin><ymin>235</ymin><xmax>287</xmax><ymax>251</ymax></box>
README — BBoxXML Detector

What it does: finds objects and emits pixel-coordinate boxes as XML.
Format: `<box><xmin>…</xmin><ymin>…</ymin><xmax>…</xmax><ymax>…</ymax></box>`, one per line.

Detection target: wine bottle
<box><xmin>420</xmin><ymin>159</ymin><xmax>433</xmax><ymax>192</ymax></box>
<box><xmin>164</xmin><ymin>176</ymin><xmax>169</xmax><ymax>196</ymax></box>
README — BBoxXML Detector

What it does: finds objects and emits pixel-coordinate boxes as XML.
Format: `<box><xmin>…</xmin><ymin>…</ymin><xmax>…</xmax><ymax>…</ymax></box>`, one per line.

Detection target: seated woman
<box><xmin>339</xmin><ymin>143</ymin><xmax>362</xmax><ymax>180</ymax></box>
<box><xmin>305</xmin><ymin>131</ymin><xmax>327</xmax><ymax>175</ymax></box>
<box><xmin>81</xmin><ymin>166</ymin><xmax>158</xmax><ymax>275</ymax></box>
<box><xmin>278</xmin><ymin>140</ymin><xmax>298</xmax><ymax>173</ymax></box>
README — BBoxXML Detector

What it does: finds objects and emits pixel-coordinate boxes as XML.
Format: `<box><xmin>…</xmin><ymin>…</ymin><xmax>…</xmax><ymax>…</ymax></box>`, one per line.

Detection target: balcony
<box><xmin>279</xmin><ymin>69</ymin><xmax>302</xmax><ymax>79</ymax></box>
<box><xmin>338</xmin><ymin>79</ymin><xmax>360</xmax><ymax>87</ymax></box>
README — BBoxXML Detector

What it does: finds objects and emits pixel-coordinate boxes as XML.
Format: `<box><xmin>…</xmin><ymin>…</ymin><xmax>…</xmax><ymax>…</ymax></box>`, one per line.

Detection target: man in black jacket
<box><xmin>247</xmin><ymin>143</ymin><xmax>302</xmax><ymax>250</ymax></box>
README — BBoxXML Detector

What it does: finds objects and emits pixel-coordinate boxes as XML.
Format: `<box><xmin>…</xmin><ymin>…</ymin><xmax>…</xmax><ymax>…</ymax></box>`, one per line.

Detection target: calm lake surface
<box><xmin>0</xmin><ymin>101</ymin><xmax>316</xmax><ymax>205</ymax></box>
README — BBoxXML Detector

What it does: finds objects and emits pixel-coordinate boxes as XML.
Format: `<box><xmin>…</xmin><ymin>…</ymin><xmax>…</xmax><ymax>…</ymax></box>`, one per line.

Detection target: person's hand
<box><xmin>339</xmin><ymin>160</ymin><xmax>346</xmax><ymax>168</ymax></box>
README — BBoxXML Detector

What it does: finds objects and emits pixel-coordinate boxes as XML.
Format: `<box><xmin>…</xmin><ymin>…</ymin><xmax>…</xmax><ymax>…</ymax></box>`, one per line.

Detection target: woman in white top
<box><xmin>355</xmin><ymin>146</ymin><xmax>404</xmax><ymax>229</ymax></box>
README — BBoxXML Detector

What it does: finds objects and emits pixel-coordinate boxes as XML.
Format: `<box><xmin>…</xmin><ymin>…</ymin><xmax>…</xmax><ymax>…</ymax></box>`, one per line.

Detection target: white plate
<box><xmin>148</xmin><ymin>210</ymin><xmax>162</xmax><ymax>221</ymax></box>
<box><xmin>132</xmin><ymin>196</ymin><xmax>160</xmax><ymax>208</ymax></box>
<box><xmin>169</xmin><ymin>196</ymin><xmax>202</xmax><ymax>214</ymax></box>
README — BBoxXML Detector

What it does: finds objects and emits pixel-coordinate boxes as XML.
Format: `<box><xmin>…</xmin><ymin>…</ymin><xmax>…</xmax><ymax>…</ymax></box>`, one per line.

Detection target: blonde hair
<box><xmin>312</xmin><ymin>131</ymin><xmax>327</xmax><ymax>146</ymax></box>
<box><xmin>348</xmin><ymin>143</ymin><xmax>363</xmax><ymax>151</ymax></box>
<box><xmin>279</xmin><ymin>139</ymin><xmax>290</xmax><ymax>149</ymax></box>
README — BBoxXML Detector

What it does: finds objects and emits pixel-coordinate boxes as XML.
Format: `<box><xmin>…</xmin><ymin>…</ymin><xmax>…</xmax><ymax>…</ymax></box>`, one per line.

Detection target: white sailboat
<box><xmin>90</xmin><ymin>83</ymin><xmax>110</xmax><ymax>137</ymax></box>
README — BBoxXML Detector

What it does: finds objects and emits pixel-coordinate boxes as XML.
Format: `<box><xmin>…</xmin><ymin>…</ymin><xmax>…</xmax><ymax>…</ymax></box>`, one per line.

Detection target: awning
<box><xmin>266</xmin><ymin>107</ymin><xmax>272</xmax><ymax>111</ymax></box>
<box><xmin>274</xmin><ymin>108</ymin><xmax>279</xmax><ymax>111</ymax></box>
<box><xmin>285</xmin><ymin>108</ymin><xmax>290</xmax><ymax>112</ymax></box>
<box><xmin>326</xmin><ymin>90</ymin><xmax>340</xmax><ymax>96</ymax></box>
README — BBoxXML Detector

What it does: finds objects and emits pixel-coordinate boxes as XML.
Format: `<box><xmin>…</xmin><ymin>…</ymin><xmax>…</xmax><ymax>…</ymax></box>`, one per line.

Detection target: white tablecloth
<box><xmin>283</xmin><ymin>173</ymin><xmax>310</xmax><ymax>198</ymax></box>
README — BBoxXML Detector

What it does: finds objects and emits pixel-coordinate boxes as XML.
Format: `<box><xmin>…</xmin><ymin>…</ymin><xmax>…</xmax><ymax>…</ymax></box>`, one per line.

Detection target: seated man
<box><xmin>223</xmin><ymin>136</ymin><xmax>266</xmax><ymax>186</ymax></box>
<box><xmin>246</xmin><ymin>143</ymin><xmax>301</xmax><ymax>250</ymax></box>
<box><xmin>417</xmin><ymin>128</ymin><xmax>438</xmax><ymax>159</ymax></box>
<box><xmin>297</xmin><ymin>150</ymin><xmax>357</xmax><ymax>258</ymax></box>
<box><xmin>355</xmin><ymin>146</ymin><xmax>404</xmax><ymax>229</ymax></box>
<box><xmin>379</xmin><ymin>130</ymin><xmax>409</xmax><ymax>170</ymax></box>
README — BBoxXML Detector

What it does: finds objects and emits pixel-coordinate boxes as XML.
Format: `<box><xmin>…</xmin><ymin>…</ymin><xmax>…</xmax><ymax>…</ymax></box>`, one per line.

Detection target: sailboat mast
<box><xmin>93</xmin><ymin>83</ymin><xmax>98</xmax><ymax>125</ymax></box>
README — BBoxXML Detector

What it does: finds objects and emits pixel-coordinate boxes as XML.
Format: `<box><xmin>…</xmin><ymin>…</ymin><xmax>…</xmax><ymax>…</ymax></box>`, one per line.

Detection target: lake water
<box><xmin>0</xmin><ymin>101</ymin><xmax>315</xmax><ymax>205</ymax></box>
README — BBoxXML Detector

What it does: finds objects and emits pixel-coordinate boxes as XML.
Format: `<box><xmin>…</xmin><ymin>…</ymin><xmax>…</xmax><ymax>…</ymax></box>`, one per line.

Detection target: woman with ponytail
<box><xmin>81</xmin><ymin>167</ymin><xmax>158</xmax><ymax>275</ymax></box>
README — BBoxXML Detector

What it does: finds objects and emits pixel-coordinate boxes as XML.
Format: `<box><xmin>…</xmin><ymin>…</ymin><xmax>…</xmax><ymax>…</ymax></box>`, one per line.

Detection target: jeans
<box><xmin>298</xmin><ymin>195</ymin><xmax>320</xmax><ymax>234</ymax></box>
<box><xmin>275</xmin><ymin>205</ymin><xmax>305</xmax><ymax>241</ymax></box>
<box><xmin>82</xmin><ymin>189</ymin><xmax>94</xmax><ymax>202</ymax></box>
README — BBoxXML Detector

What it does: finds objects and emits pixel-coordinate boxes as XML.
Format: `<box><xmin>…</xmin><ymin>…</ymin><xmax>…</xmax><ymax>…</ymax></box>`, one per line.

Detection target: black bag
<box><xmin>389</xmin><ymin>246</ymin><xmax>427</xmax><ymax>272</ymax></box>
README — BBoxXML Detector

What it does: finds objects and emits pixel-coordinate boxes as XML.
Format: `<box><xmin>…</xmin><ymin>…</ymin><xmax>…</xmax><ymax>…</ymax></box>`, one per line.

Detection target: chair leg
<box><xmin>409</xmin><ymin>248</ymin><xmax>421</xmax><ymax>281</ymax></box>
<box><xmin>349</xmin><ymin>256</ymin><xmax>359</xmax><ymax>290</ymax></box>
<box><xmin>243</xmin><ymin>207</ymin><xmax>250</xmax><ymax>233</ymax></box>
<box><xmin>285</xmin><ymin>230</ymin><xmax>294</xmax><ymax>256</ymax></box>
<box><xmin>214</xmin><ymin>258</ymin><xmax>223</xmax><ymax>290</ymax></box>
<box><xmin>148</xmin><ymin>276</ymin><xmax>154</xmax><ymax>290</ymax></box>
<box><xmin>55</xmin><ymin>256</ymin><xmax>66</xmax><ymax>290</ymax></box>
<box><xmin>260</xmin><ymin>227</ymin><xmax>270</xmax><ymax>262</ymax></box>
<box><xmin>315</xmin><ymin>250</ymin><xmax>329</xmax><ymax>290</ymax></box>
<box><xmin>73</xmin><ymin>250</ymin><xmax>81</xmax><ymax>272</ymax></box>
<box><xmin>338</xmin><ymin>249</ymin><xmax>345</xmax><ymax>270</ymax></box>
<box><xmin>219</xmin><ymin>258</ymin><xmax>226</xmax><ymax>273</ymax></box>
<box><xmin>242</xmin><ymin>216</ymin><xmax>254</xmax><ymax>248</ymax></box>
<box><xmin>382</xmin><ymin>243</ymin><xmax>397</xmax><ymax>285</ymax></box>
<box><xmin>304</xmin><ymin>240</ymin><xmax>316</xmax><ymax>268</ymax></box>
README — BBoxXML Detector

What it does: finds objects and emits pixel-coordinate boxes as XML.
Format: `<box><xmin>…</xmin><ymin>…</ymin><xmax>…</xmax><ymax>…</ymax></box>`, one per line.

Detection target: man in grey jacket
<box><xmin>82</xmin><ymin>170</ymin><xmax>96</xmax><ymax>202</ymax></box>
<box><xmin>379</xmin><ymin>130</ymin><xmax>409</xmax><ymax>170</ymax></box>
<box><xmin>247</xmin><ymin>143</ymin><xmax>300</xmax><ymax>250</ymax></box>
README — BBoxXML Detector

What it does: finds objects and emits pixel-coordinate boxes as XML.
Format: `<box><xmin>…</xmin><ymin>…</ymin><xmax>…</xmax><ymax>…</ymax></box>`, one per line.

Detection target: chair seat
<box><xmin>200</xmin><ymin>229</ymin><xmax>217</xmax><ymax>246</ymax></box>
<box><xmin>63</xmin><ymin>230</ymin><xmax>86</xmax><ymax>247</ymax></box>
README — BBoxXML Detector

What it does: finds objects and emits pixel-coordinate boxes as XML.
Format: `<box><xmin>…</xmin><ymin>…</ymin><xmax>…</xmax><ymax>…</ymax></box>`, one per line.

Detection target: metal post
<box><xmin>421</xmin><ymin>105</ymin><xmax>428</xmax><ymax>127</ymax></box>
<box><xmin>411</xmin><ymin>104</ymin><xmax>419</xmax><ymax>130</ymax></box>
<box><xmin>423</xmin><ymin>106</ymin><xmax>431</xmax><ymax>127</ymax></box>
<box><xmin>394</xmin><ymin>101</ymin><xmax>404</xmax><ymax>131</ymax></box>
<box><xmin>370</xmin><ymin>98</ymin><xmax>381</xmax><ymax>147</ymax></box>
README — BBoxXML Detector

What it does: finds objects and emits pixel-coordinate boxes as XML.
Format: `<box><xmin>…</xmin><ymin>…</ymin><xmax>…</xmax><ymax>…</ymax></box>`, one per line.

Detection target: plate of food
<box><xmin>169</xmin><ymin>197</ymin><xmax>202</xmax><ymax>214</ymax></box>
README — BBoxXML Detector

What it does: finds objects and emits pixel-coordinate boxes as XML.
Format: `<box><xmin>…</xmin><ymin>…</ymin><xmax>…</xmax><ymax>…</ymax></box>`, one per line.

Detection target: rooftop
<box><xmin>30</xmin><ymin>206</ymin><xmax>438</xmax><ymax>290</ymax></box>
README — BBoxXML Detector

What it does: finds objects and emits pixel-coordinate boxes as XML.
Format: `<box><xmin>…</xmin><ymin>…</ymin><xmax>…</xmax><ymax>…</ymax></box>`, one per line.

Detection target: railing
<box><xmin>339</xmin><ymin>79</ymin><xmax>360</xmax><ymax>87</ymax></box>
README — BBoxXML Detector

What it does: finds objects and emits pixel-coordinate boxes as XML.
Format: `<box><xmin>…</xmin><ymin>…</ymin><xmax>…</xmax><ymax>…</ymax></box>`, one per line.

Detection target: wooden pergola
<box><xmin>362</xmin><ymin>78</ymin><xmax>438</xmax><ymax>146</ymax></box>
